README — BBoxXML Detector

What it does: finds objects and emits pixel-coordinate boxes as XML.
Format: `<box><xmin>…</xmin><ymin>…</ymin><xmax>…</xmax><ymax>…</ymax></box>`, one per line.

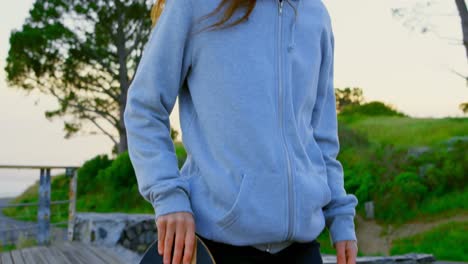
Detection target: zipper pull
<box><xmin>279</xmin><ymin>0</ymin><xmax>283</xmax><ymax>15</ymax></box>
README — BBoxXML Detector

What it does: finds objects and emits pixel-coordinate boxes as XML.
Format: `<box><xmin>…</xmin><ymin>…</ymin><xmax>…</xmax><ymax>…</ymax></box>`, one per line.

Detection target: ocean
<box><xmin>0</xmin><ymin>171</ymin><xmax>40</xmax><ymax>198</ymax></box>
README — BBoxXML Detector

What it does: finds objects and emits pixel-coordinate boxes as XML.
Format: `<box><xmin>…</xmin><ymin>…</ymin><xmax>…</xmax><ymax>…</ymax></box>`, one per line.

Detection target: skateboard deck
<box><xmin>139</xmin><ymin>233</ymin><xmax>216</xmax><ymax>264</ymax></box>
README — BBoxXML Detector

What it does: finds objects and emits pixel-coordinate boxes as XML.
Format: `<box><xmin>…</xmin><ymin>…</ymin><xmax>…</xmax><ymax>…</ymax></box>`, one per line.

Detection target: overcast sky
<box><xmin>0</xmin><ymin>0</ymin><xmax>466</xmax><ymax>196</ymax></box>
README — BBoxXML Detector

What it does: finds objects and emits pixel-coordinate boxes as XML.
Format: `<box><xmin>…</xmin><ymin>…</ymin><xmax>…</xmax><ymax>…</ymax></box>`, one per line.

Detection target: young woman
<box><xmin>124</xmin><ymin>0</ymin><xmax>359</xmax><ymax>263</ymax></box>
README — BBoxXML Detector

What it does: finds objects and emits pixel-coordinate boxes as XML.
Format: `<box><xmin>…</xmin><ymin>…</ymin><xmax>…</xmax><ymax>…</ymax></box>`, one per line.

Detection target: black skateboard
<box><xmin>139</xmin><ymin>233</ymin><xmax>216</xmax><ymax>264</ymax></box>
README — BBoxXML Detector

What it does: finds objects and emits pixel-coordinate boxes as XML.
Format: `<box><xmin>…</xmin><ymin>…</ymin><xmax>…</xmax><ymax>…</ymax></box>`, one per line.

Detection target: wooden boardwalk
<box><xmin>0</xmin><ymin>241</ymin><xmax>127</xmax><ymax>264</ymax></box>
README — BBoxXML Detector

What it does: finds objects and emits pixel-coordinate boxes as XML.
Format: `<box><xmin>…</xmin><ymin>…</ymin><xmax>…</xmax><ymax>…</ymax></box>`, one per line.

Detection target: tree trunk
<box><xmin>455</xmin><ymin>0</ymin><xmax>468</xmax><ymax>62</ymax></box>
<box><xmin>116</xmin><ymin>7</ymin><xmax>130</xmax><ymax>154</ymax></box>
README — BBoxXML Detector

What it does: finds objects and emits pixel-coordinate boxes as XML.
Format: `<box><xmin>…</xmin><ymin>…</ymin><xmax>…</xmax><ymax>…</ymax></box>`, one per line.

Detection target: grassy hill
<box><xmin>343</xmin><ymin>116</ymin><xmax>467</xmax><ymax>148</ymax></box>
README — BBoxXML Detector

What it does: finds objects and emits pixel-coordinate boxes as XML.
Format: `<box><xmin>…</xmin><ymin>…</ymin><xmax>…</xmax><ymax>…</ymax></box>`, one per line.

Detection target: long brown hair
<box><xmin>151</xmin><ymin>0</ymin><xmax>257</xmax><ymax>32</ymax></box>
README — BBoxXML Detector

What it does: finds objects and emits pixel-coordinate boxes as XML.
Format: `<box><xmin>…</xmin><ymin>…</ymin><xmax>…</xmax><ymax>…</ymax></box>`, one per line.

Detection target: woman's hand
<box><xmin>334</xmin><ymin>240</ymin><xmax>358</xmax><ymax>264</ymax></box>
<box><xmin>156</xmin><ymin>212</ymin><xmax>196</xmax><ymax>264</ymax></box>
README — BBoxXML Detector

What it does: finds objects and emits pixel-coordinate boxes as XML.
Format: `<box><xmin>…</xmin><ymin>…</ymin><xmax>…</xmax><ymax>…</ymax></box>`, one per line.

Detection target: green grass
<box><xmin>413</xmin><ymin>189</ymin><xmax>468</xmax><ymax>221</ymax></box>
<box><xmin>390</xmin><ymin>221</ymin><xmax>468</xmax><ymax>261</ymax></box>
<box><xmin>344</xmin><ymin>116</ymin><xmax>468</xmax><ymax>148</ymax></box>
<box><xmin>0</xmin><ymin>244</ymin><xmax>16</xmax><ymax>253</ymax></box>
<box><xmin>373</xmin><ymin>189</ymin><xmax>468</xmax><ymax>229</ymax></box>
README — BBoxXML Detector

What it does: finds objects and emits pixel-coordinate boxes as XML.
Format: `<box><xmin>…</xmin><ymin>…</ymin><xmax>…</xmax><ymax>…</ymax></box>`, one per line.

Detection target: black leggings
<box><xmin>197</xmin><ymin>234</ymin><xmax>323</xmax><ymax>264</ymax></box>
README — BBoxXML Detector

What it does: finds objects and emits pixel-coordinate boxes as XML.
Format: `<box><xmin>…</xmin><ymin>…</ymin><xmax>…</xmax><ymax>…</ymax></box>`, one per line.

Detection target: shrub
<box><xmin>407</xmin><ymin>139</ymin><xmax>468</xmax><ymax>195</ymax></box>
<box><xmin>77</xmin><ymin>154</ymin><xmax>112</xmax><ymax>196</ymax></box>
<box><xmin>345</xmin><ymin>171</ymin><xmax>376</xmax><ymax>205</ymax></box>
<box><xmin>340</xmin><ymin>101</ymin><xmax>407</xmax><ymax>117</ymax></box>
<box><xmin>97</xmin><ymin>151</ymin><xmax>136</xmax><ymax>190</ymax></box>
<box><xmin>393</xmin><ymin>172</ymin><xmax>428</xmax><ymax>207</ymax></box>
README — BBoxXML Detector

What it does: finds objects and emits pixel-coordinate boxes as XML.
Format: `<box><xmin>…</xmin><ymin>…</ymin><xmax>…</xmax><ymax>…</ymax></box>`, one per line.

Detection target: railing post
<box><xmin>37</xmin><ymin>167</ymin><xmax>51</xmax><ymax>245</ymax></box>
<box><xmin>67</xmin><ymin>167</ymin><xmax>78</xmax><ymax>241</ymax></box>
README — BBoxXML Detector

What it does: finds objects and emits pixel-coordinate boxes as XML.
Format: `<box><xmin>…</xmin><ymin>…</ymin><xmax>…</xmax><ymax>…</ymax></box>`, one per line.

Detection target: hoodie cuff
<box><xmin>327</xmin><ymin>214</ymin><xmax>358</xmax><ymax>248</ymax></box>
<box><xmin>152</xmin><ymin>187</ymin><xmax>193</xmax><ymax>222</ymax></box>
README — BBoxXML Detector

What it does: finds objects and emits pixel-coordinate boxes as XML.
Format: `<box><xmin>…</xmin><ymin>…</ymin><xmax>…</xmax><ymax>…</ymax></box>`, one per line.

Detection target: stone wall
<box><xmin>118</xmin><ymin>218</ymin><xmax>157</xmax><ymax>253</ymax></box>
<box><xmin>73</xmin><ymin>212</ymin><xmax>156</xmax><ymax>253</ymax></box>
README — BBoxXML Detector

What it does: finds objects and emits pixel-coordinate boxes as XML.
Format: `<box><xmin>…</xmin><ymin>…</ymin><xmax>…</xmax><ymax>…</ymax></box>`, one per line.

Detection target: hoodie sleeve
<box><xmin>123</xmin><ymin>0</ymin><xmax>194</xmax><ymax>222</ymax></box>
<box><xmin>312</xmin><ymin>24</ymin><xmax>359</xmax><ymax>248</ymax></box>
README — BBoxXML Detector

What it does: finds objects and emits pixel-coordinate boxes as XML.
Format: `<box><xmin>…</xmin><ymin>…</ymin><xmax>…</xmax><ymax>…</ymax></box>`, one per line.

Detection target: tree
<box><xmin>454</xmin><ymin>0</ymin><xmax>468</xmax><ymax>60</ymax></box>
<box><xmin>5</xmin><ymin>0</ymin><xmax>155</xmax><ymax>154</ymax></box>
<box><xmin>335</xmin><ymin>87</ymin><xmax>365</xmax><ymax>113</ymax></box>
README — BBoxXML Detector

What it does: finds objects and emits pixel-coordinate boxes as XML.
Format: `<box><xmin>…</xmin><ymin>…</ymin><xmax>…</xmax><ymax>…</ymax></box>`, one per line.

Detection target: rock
<box><xmin>122</xmin><ymin>238</ymin><xmax>131</xmax><ymax>248</ymax></box>
<box><xmin>443</xmin><ymin>135</ymin><xmax>468</xmax><ymax>147</ymax></box>
<box><xmin>98</xmin><ymin>227</ymin><xmax>107</xmax><ymax>239</ymax></box>
<box><xmin>136</xmin><ymin>223</ymin><xmax>143</xmax><ymax>234</ymax></box>
<box><xmin>145</xmin><ymin>231</ymin><xmax>155</xmax><ymax>244</ymax></box>
<box><xmin>143</xmin><ymin>220</ymin><xmax>153</xmax><ymax>231</ymax></box>
<box><xmin>138</xmin><ymin>232</ymin><xmax>145</xmax><ymax>244</ymax></box>
<box><xmin>407</xmin><ymin>146</ymin><xmax>431</xmax><ymax>159</ymax></box>
<box><xmin>137</xmin><ymin>244</ymin><xmax>148</xmax><ymax>253</ymax></box>
<box><xmin>125</xmin><ymin>228</ymin><xmax>136</xmax><ymax>240</ymax></box>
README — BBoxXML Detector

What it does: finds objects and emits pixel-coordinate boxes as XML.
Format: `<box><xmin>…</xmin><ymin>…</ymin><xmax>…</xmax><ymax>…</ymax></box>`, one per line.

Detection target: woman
<box><xmin>124</xmin><ymin>0</ymin><xmax>359</xmax><ymax>263</ymax></box>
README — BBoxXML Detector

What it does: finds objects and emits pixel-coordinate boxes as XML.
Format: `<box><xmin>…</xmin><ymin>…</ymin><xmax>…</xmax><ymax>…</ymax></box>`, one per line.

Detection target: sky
<box><xmin>0</xmin><ymin>0</ymin><xmax>467</xmax><ymax>197</ymax></box>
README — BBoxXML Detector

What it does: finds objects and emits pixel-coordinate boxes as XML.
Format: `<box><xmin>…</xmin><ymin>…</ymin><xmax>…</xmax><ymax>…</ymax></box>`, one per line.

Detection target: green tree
<box><xmin>335</xmin><ymin>87</ymin><xmax>365</xmax><ymax>113</ymax></box>
<box><xmin>5</xmin><ymin>0</ymin><xmax>155</xmax><ymax>154</ymax></box>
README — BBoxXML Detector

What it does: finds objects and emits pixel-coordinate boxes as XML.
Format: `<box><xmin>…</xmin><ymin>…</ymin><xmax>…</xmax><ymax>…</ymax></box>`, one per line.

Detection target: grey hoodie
<box><xmin>124</xmin><ymin>0</ymin><xmax>359</xmax><ymax>254</ymax></box>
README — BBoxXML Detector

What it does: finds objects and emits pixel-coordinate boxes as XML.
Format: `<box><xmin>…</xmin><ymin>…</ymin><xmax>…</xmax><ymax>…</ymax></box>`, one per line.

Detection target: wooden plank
<box><xmin>47</xmin><ymin>246</ymin><xmax>73</xmax><ymax>264</ymax></box>
<box><xmin>1</xmin><ymin>252</ymin><xmax>13</xmax><ymax>264</ymax></box>
<box><xmin>2</xmin><ymin>243</ymin><xmax>126</xmax><ymax>264</ymax></box>
<box><xmin>58</xmin><ymin>241</ymin><xmax>109</xmax><ymax>264</ymax></box>
<box><xmin>10</xmin><ymin>250</ymin><xmax>25</xmax><ymax>264</ymax></box>
<box><xmin>70</xmin><ymin>243</ymin><xmax>108</xmax><ymax>264</ymax></box>
<box><xmin>18</xmin><ymin>247</ymin><xmax>38</xmax><ymax>264</ymax></box>
<box><xmin>54</xmin><ymin>243</ymin><xmax>85</xmax><ymax>264</ymax></box>
<box><xmin>33</xmin><ymin>246</ymin><xmax>61</xmax><ymax>264</ymax></box>
<box><xmin>27</xmin><ymin>247</ymin><xmax>48</xmax><ymax>264</ymax></box>
<box><xmin>66</xmin><ymin>242</ymin><xmax>105</xmax><ymax>264</ymax></box>
<box><xmin>80</xmin><ymin>242</ymin><xmax>125</xmax><ymax>264</ymax></box>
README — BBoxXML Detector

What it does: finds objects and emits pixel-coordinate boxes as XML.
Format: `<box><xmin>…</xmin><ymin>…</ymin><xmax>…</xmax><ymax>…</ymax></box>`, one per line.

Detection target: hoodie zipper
<box><xmin>277</xmin><ymin>0</ymin><xmax>294</xmax><ymax>242</ymax></box>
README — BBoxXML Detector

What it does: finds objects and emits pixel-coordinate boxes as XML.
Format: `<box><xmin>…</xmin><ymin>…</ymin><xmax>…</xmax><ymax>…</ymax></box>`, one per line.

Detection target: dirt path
<box><xmin>355</xmin><ymin>213</ymin><xmax>468</xmax><ymax>255</ymax></box>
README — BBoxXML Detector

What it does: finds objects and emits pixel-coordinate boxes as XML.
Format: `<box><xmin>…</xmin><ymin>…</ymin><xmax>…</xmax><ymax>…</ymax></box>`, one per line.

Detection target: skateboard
<box><xmin>139</xmin><ymin>233</ymin><xmax>216</xmax><ymax>264</ymax></box>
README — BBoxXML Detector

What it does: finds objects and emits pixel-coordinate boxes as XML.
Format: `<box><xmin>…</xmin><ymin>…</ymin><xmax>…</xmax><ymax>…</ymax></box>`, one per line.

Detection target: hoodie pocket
<box><xmin>215</xmin><ymin>172</ymin><xmax>250</xmax><ymax>229</ymax></box>
<box><xmin>210</xmin><ymin>170</ymin><xmax>288</xmax><ymax>244</ymax></box>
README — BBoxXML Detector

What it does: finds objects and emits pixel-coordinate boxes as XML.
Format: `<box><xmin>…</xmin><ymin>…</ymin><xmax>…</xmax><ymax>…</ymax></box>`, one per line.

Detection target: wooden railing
<box><xmin>0</xmin><ymin>165</ymin><xmax>79</xmax><ymax>246</ymax></box>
